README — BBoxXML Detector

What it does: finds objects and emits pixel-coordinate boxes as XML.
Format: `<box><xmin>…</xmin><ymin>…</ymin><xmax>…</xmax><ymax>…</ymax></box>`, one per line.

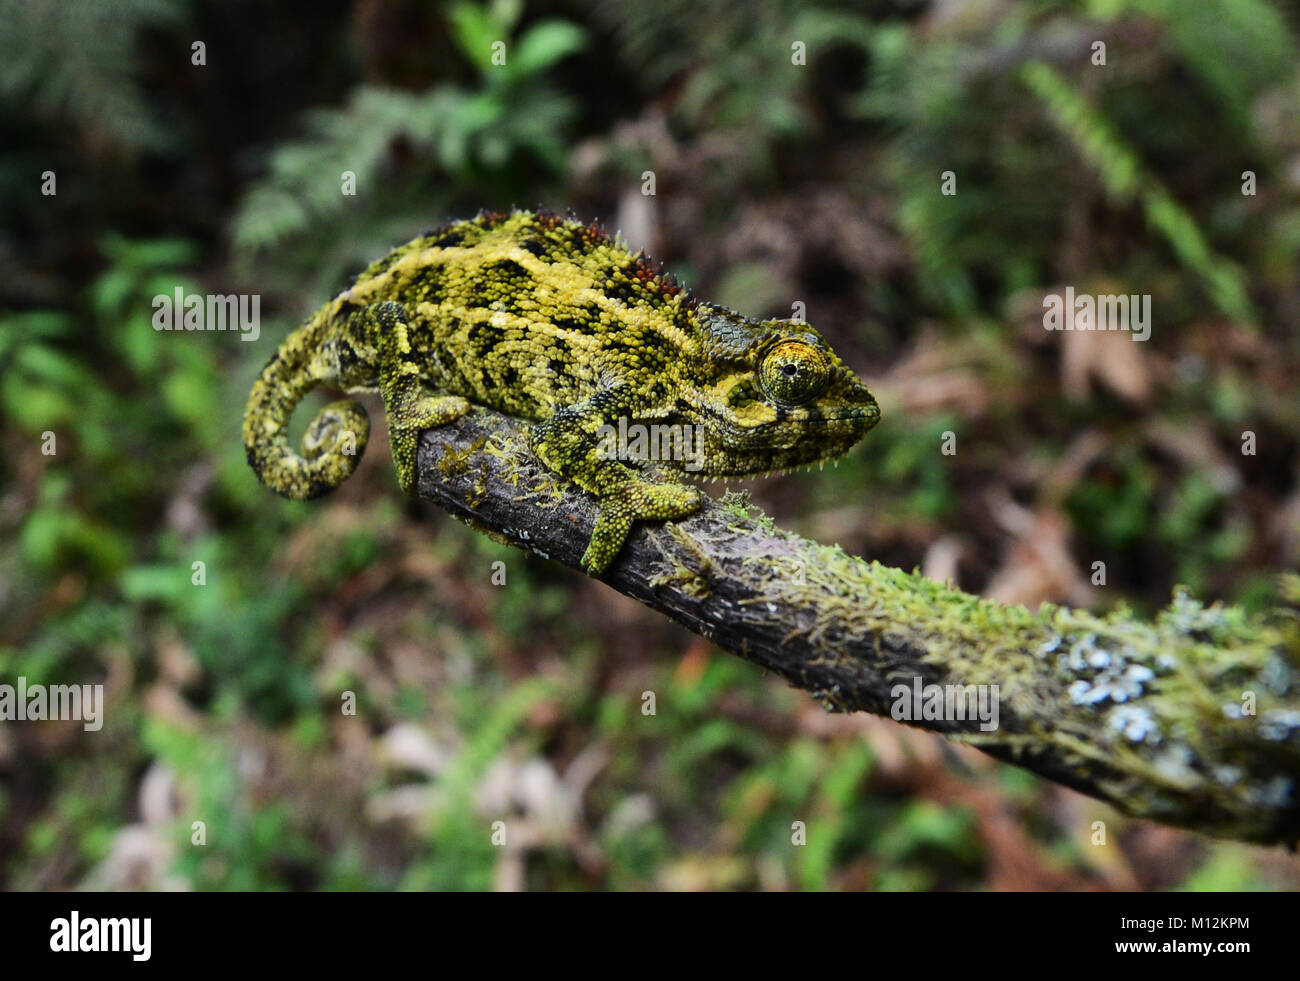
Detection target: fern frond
<box><xmin>0</xmin><ymin>0</ymin><xmax>182</xmax><ymax>151</ymax></box>
<box><xmin>1021</xmin><ymin>60</ymin><xmax>1257</xmax><ymax>325</ymax></box>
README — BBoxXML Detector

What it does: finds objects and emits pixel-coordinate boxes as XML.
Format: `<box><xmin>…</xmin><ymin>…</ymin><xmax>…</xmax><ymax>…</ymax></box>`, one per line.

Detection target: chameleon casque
<box><xmin>242</xmin><ymin>209</ymin><xmax>881</xmax><ymax>573</ymax></box>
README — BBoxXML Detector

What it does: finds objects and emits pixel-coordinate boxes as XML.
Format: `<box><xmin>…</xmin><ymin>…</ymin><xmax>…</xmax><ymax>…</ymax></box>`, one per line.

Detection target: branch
<box><xmin>417</xmin><ymin>408</ymin><xmax>1300</xmax><ymax>846</ymax></box>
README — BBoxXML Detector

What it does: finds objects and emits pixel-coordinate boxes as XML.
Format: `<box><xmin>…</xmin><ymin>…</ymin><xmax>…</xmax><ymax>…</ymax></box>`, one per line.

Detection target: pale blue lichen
<box><xmin>1249</xmin><ymin>776</ymin><xmax>1295</xmax><ymax>808</ymax></box>
<box><xmin>1258</xmin><ymin>709</ymin><xmax>1300</xmax><ymax>742</ymax></box>
<box><xmin>1213</xmin><ymin>764</ymin><xmax>1244</xmax><ymax>787</ymax></box>
<box><xmin>1110</xmin><ymin>705</ymin><xmax>1160</xmax><ymax>743</ymax></box>
<box><xmin>1065</xmin><ymin>659</ymin><xmax>1155</xmax><ymax>706</ymax></box>
<box><xmin>1260</xmin><ymin>655</ymin><xmax>1294</xmax><ymax>695</ymax></box>
<box><xmin>1152</xmin><ymin>744</ymin><xmax>1199</xmax><ymax>786</ymax></box>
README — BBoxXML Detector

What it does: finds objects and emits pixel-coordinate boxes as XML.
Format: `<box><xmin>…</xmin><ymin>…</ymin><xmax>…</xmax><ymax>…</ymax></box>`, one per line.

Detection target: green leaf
<box><xmin>512</xmin><ymin>20</ymin><xmax>587</xmax><ymax>77</ymax></box>
<box><xmin>448</xmin><ymin>2</ymin><xmax>503</xmax><ymax>74</ymax></box>
<box><xmin>119</xmin><ymin>564</ymin><xmax>191</xmax><ymax>603</ymax></box>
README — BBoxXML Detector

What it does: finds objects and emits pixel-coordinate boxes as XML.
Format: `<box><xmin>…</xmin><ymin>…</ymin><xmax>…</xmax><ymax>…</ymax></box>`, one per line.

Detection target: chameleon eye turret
<box><xmin>760</xmin><ymin>341</ymin><xmax>829</xmax><ymax>406</ymax></box>
<box><xmin>243</xmin><ymin>210</ymin><xmax>881</xmax><ymax>573</ymax></box>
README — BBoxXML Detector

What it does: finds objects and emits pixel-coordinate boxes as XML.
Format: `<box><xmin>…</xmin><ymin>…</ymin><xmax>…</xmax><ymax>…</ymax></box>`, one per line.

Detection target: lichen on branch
<box><xmin>417</xmin><ymin>407</ymin><xmax>1300</xmax><ymax>847</ymax></box>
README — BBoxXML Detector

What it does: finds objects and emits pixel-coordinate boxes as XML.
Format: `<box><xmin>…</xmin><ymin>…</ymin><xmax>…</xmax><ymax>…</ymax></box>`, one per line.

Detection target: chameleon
<box><xmin>242</xmin><ymin>209</ymin><xmax>881</xmax><ymax>573</ymax></box>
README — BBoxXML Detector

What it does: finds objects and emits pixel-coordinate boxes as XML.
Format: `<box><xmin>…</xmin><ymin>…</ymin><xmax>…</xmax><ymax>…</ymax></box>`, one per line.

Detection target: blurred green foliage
<box><xmin>232</xmin><ymin>0</ymin><xmax>587</xmax><ymax>292</ymax></box>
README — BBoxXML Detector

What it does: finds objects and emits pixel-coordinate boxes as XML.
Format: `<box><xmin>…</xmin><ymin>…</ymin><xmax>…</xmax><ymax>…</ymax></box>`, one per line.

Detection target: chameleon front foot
<box><xmin>582</xmin><ymin>480</ymin><xmax>705</xmax><ymax>574</ymax></box>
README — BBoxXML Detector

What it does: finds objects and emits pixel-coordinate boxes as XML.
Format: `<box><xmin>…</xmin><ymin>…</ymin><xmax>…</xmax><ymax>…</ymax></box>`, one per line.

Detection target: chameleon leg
<box><xmin>529</xmin><ymin>390</ymin><xmax>705</xmax><ymax>574</ymax></box>
<box><xmin>373</xmin><ymin>301</ymin><xmax>470</xmax><ymax>495</ymax></box>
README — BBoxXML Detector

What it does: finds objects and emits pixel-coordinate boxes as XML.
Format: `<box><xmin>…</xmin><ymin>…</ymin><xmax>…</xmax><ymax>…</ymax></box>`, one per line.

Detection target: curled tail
<box><xmin>242</xmin><ymin>318</ymin><xmax>370</xmax><ymax>501</ymax></box>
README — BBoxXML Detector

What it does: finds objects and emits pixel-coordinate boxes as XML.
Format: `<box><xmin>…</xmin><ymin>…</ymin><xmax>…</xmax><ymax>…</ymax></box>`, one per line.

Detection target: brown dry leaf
<box><xmin>983</xmin><ymin>491</ymin><xmax>1093</xmax><ymax>607</ymax></box>
<box><xmin>878</xmin><ymin>331</ymin><xmax>991</xmax><ymax>418</ymax></box>
<box><xmin>795</xmin><ymin>708</ymin><xmax>948</xmax><ymax>779</ymax></box>
<box><xmin>156</xmin><ymin>626</ymin><xmax>202</xmax><ymax>688</ymax></box>
<box><xmin>1061</xmin><ymin>326</ymin><xmax>1153</xmax><ymax>405</ymax></box>
<box><xmin>143</xmin><ymin>681</ymin><xmax>203</xmax><ymax>731</ymax></box>
<box><xmin>674</xmin><ymin>637</ymin><xmax>712</xmax><ymax>687</ymax></box>
<box><xmin>921</xmin><ymin>534</ymin><xmax>965</xmax><ymax>586</ymax></box>
<box><xmin>1037</xmin><ymin>428</ymin><xmax>1110</xmax><ymax>506</ymax></box>
<box><xmin>862</xmin><ymin>716</ymin><xmax>948</xmax><ymax>780</ymax></box>
<box><xmin>1054</xmin><ymin>791</ymin><xmax>1141</xmax><ymax>890</ymax></box>
<box><xmin>1144</xmin><ymin>420</ymin><xmax>1240</xmax><ymax>490</ymax></box>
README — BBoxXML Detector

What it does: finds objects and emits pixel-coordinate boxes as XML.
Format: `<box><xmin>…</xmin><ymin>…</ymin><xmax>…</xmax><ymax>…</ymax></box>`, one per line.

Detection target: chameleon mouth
<box><xmin>693</xmin><ymin>402</ymin><xmax>879</xmax><ymax>429</ymax></box>
<box><xmin>671</xmin><ymin>453</ymin><xmax>854</xmax><ymax>483</ymax></box>
<box><xmin>810</xmin><ymin>411</ymin><xmax>875</xmax><ymax>423</ymax></box>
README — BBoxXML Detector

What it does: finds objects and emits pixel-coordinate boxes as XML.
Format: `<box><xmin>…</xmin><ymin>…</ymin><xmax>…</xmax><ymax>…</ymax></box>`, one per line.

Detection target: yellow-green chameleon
<box><xmin>242</xmin><ymin>209</ymin><xmax>880</xmax><ymax>573</ymax></box>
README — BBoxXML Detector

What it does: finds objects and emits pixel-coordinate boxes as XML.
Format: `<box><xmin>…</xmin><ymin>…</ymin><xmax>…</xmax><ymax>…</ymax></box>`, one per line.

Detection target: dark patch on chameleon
<box><xmin>727</xmin><ymin>386</ymin><xmax>756</xmax><ymax>408</ymax></box>
<box><xmin>563</xmin><ymin>225</ymin><xmax>592</xmax><ymax>253</ymax></box>
<box><xmin>420</xmin><ymin>261</ymin><xmax>455</xmax><ymax>293</ymax></box>
<box><xmin>464</xmin><ymin>280</ymin><xmax>497</xmax><ymax>311</ymax></box>
<box><xmin>488</xmin><ymin>259</ymin><xmax>530</xmax><ymax>285</ymax></box>
<box><xmin>336</xmin><ymin>340</ymin><xmax>361</xmax><ymax>372</ymax></box>
<box><xmin>546</xmin><ymin>358</ymin><xmax>564</xmax><ymax>374</ymax></box>
<box><xmin>605</xmin><ymin>280</ymin><xmax>642</xmax><ymax>305</ymax></box>
<box><xmin>596</xmin><ymin>335</ymin><xmax>649</xmax><ymax>365</ymax></box>
<box><xmin>430</xmin><ymin>229</ymin><xmax>465</xmax><ymax>249</ymax></box>
<box><xmin>466</xmin><ymin>323</ymin><xmax>498</xmax><ymax>357</ymax></box>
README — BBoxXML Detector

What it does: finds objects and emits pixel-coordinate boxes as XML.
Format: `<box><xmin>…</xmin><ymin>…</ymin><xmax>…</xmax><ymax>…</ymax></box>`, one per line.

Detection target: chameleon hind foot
<box><xmin>583</xmin><ymin>479</ymin><xmax>705</xmax><ymax>574</ymax></box>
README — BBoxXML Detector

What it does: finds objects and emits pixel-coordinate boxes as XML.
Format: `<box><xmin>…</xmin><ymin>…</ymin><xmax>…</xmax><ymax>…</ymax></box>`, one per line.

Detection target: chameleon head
<box><xmin>684</xmin><ymin>307</ymin><xmax>881</xmax><ymax>476</ymax></box>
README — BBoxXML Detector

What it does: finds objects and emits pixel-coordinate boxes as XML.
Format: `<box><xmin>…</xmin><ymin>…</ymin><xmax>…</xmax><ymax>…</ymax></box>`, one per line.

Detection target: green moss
<box><xmin>704</xmin><ymin>505</ymin><xmax>1300</xmax><ymax>842</ymax></box>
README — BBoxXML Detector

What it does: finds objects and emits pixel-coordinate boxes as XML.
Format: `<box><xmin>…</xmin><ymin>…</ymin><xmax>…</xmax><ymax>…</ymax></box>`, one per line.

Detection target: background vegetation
<box><xmin>2</xmin><ymin>0</ymin><xmax>1299</xmax><ymax>890</ymax></box>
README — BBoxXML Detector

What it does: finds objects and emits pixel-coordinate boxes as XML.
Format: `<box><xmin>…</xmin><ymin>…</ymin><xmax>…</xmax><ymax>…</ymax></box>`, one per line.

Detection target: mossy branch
<box><xmin>417</xmin><ymin>408</ymin><xmax>1300</xmax><ymax>847</ymax></box>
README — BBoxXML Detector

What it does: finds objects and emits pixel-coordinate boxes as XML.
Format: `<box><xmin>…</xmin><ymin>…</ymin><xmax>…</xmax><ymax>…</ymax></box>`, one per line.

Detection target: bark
<box><xmin>417</xmin><ymin>408</ymin><xmax>1300</xmax><ymax>847</ymax></box>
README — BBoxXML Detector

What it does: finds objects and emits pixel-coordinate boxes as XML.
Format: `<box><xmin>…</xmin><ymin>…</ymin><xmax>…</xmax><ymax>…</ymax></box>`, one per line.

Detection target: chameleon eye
<box><xmin>760</xmin><ymin>342</ymin><xmax>828</xmax><ymax>405</ymax></box>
